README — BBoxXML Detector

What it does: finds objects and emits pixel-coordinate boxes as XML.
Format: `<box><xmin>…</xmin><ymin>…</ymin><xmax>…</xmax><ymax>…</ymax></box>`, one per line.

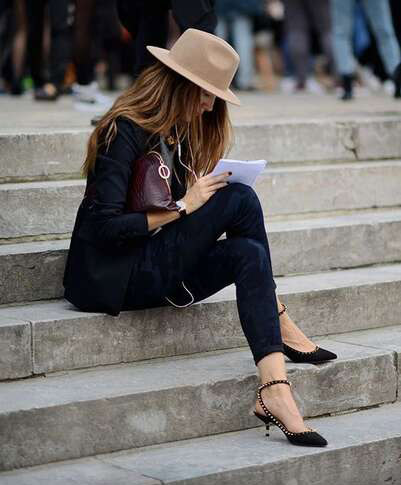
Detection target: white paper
<box><xmin>210</xmin><ymin>158</ymin><xmax>267</xmax><ymax>187</ymax></box>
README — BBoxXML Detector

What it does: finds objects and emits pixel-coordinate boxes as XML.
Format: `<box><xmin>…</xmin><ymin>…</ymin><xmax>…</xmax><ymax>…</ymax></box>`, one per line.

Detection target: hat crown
<box><xmin>169</xmin><ymin>29</ymin><xmax>239</xmax><ymax>92</ymax></box>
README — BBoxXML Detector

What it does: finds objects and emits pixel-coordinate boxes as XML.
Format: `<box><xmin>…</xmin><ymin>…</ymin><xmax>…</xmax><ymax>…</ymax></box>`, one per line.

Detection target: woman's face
<box><xmin>184</xmin><ymin>88</ymin><xmax>216</xmax><ymax>122</ymax></box>
<box><xmin>199</xmin><ymin>89</ymin><xmax>216</xmax><ymax>116</ymax></box>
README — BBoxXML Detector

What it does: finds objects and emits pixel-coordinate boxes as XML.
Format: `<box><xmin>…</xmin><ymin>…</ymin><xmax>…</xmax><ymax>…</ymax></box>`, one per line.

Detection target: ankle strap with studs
<box><xmin>257</xmin><ymin>379</ymin><xmax>291</xmax><ymax>393</ymax></box>
<box><xmin>278</xmin><ymin>303</ymin><xmax>287</xmax><ymax>316</ymax></box>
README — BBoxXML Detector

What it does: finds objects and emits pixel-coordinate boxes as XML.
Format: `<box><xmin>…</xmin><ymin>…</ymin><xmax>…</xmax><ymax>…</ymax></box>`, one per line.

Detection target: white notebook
<box><xmin>210</xmin><ymin>159</ymin><xmax>267</xmax><ymax>187</ymax></box>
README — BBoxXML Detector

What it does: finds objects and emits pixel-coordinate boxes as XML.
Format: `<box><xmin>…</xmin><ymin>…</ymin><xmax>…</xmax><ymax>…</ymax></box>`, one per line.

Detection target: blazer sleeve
<box><xmin>88</xmin><ymin>118</ymin><xmax>150</xmax><ymax>245</ymax></box>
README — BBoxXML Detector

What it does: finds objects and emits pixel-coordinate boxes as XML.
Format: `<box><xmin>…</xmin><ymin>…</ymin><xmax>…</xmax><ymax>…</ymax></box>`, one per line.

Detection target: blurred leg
<box><xmin>362</xmin><ymin>0</ymin><xmax>401</xmax><ymax>76</ymax></box>
<box><xmin>231</xmin><ymin>13</ymin><xmax>255</xmax><ymax>89</ymax></box>
<box><xmin>283</xmin><ymin>0</ymin><xmax>310</xmax><ymax>86</ymax></box>
<box><xmin>306</xmin><ymin>0</ymin><xmax>333</xmax><ymax>73</ymax></box>
<box><xmin>74</xmin><ymin>0</ymin><xmax>95</xmax><ymax>85</ymax></box>
<box><xmin>330</xmin><ymin>0</ymin><xmax>355</xmax><ymax>75</ymax></box>
<box><xmin>48</xmin><ymin>0</ymin><xmax>70</xmax><ymax>88</ymax></box>
<box><xmin>25</xmin><ymin>0</ymin><xmax>46</xmax><ymax>87</ymax></box>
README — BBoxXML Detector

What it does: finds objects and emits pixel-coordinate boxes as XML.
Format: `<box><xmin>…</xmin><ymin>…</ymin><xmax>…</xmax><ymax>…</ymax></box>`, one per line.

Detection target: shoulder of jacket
<box><xmin>116</xmin><ymin>117</ymin><xmax>155</xmax><ymax>148</ymax></box>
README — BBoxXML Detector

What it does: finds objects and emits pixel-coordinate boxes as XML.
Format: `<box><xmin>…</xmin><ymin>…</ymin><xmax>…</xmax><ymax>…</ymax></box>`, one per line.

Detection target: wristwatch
<box><xmin>176</xmin><ymin>199</ymin><xmax>187</xmax><ymax>217</ymax></box>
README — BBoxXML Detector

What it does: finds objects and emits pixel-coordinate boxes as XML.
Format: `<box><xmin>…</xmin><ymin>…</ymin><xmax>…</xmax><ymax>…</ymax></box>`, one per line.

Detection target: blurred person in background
<box><xmin>281</xmin><ymin>0</ymin><xmax>333</xmax><ymax>94</ymax></box>
<box><xmin>331</xmin><ymin>0</ymin><xmax>401</xmax><ymax>100</ymax></box>
<box><xmin>24</xmin><ymin>0</ymin><xmax>71</xmax><ymax>101</ymax></box>
<box><xmin>72</xmin><ymin>0</ymin><xmax>121</xmax><ymax>111</ymax></box>
<box><xmin>255</xmin><ymin>0</ymin><xmax>286</xmax><ymax>92</ymax></box>
<box><xmin>0</xmin><ymin>0</ymin><xmax>27</xmax><ymax>95</ymax></box>
<box><xmin>89</xmin><ymin>0</ymin><xmax>218</xmax><ymax>126</ymax></box>
<box><xmin>390</xmin><ymin>0</ymin><xmax>401</xmax><ymax>47</ymax></box>
<box><xmin>117</xmin><ymin>0</ymin><xmax>217</xmax><ymax>80</ymax></box>
<box><xmin>215</xmin><ymin>0</ymin><xmax>264</xmax><ymax>91</ymax></box>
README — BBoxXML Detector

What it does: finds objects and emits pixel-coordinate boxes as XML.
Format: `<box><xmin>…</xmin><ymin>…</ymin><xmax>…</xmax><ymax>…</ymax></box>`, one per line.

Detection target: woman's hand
<box><xmin>182</xmin><ymin>171</ymin><xmax>231</xmax><ymax>214</ymax></box>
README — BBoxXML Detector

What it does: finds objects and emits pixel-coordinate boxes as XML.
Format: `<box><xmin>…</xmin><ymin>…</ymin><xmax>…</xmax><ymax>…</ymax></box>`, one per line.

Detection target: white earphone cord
<box><xmin>175</xmin><ymin>125</ymin><xmax>198</xmax><ymax>182</ymax></box>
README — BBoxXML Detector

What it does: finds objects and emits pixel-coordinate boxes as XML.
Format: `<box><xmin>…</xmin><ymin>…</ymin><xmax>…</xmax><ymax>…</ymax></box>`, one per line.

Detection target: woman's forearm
<box><xmin>146</xmin><ymin>209</ymin><xmax>181</xmax><ymax>231</ymax></box>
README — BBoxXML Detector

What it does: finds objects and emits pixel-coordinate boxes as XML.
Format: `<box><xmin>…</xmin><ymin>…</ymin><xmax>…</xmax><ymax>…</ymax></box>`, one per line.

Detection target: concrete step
<box><xmin>0</xmin><ymin>324</ymin><xmax>400</xmax><ymax>471</ymax></box>
<box><xmin>2</xmin><ymin>208</ymin><xmax>401</xmax><ymax>305</ymax></box>
<box><xmin>1</xmin><ymin>400</ymin><xmax>400</xmax><ymax>484</ymax></box>
<box><xmin>1</xmin><ymin>263</ymin><xmax>401</xmax><ymax>380</ymax></box>
<box><xmin>1</xmin><ymin>160</ymin><xmax>401</xmax><ymax>239</ymax></box>
<box><xmin>2</xmin><ymin>116</ymin><xmax>401</xmax><ymax>181</ymax></box>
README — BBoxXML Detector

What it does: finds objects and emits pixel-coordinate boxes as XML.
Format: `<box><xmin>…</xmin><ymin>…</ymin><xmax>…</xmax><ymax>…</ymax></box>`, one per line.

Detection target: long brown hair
<box><xmin>82</xmin><ymin>60</ymin><xmax>233</xmax><ymax>188</ymax></box>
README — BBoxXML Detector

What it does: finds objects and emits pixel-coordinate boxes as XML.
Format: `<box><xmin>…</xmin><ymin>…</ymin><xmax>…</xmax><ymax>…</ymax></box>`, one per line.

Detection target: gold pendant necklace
<box><xmin>166</xmin><ymin>135</ymin><xmax>176</xmax><ymax>146</ymax></box>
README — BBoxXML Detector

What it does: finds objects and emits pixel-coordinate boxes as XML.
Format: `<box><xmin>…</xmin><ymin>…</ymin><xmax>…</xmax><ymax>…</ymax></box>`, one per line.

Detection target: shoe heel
<box><xmin>254</xmin><ymin>411</ymin><xmax>272</xmax><ymax>437</ymax></box>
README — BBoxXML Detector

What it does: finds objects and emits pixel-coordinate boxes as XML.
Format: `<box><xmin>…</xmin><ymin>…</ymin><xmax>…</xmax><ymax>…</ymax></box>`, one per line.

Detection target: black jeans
<box><xmin>25</xmin><ymin>0</ymin><xmax>70</xmax><ymax>88</ymax></box>
<box><xmin>283</xmin><ymin>0</ymin><xmax>333</xmax><ymax>85</ymax></box>
<box><xmin>123</xmin><ymin>183</ymin><xmax>284</xmax><ymax>366</ymax></box>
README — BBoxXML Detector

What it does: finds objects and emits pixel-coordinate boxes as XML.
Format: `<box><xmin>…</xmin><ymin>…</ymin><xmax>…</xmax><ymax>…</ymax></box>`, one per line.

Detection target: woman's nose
<box><xmin>203</xmin><ymin>100</ymin><xmax>214</xmax><ymax>111</ymax></box>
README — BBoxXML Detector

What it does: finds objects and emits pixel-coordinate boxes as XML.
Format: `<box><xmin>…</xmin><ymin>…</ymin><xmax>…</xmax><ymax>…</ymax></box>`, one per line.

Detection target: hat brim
<box><xmin>147</xmin><ymin>46</ymin><xmax>241</xmax><ymax>106</ymax></box>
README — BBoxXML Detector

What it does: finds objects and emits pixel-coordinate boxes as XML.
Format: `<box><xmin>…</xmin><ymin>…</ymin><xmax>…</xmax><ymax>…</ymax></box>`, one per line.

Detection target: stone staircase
<box><xmin>1</xmin><ymin>116</ymin><xmax>401</xmax><ymax>484</ymax></box>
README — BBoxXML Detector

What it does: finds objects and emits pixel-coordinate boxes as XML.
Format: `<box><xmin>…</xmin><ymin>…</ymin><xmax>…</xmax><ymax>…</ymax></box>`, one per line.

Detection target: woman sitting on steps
<box><xmin>63</xmin><ymin>28</ymin><xmax>337</xmax><ymax>447</ymax></box>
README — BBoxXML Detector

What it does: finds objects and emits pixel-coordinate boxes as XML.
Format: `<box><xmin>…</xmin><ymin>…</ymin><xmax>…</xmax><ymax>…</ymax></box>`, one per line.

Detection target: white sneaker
<box><xmin>359</xmin><ymin>67</ymin><xmax>381</xmax><ymax>92</ymax></box>
<box><xmin>305</xmin><ymin>77</ymin><xmax>325</xmax><ymax>95</ymax></box>
<box><xmin>72</xmin><ymin>81</ymin><xmax>113</xmax><ymax>112</ymax></box>
<box><xmin>383</xmin><ymin>79</ymin><xmax>395</xmax><ymax>96</ymax></box>
<box><xmin>280</xmin><ymin>77</ymin><xmax>296</xmax><ymax>94</ymax></box>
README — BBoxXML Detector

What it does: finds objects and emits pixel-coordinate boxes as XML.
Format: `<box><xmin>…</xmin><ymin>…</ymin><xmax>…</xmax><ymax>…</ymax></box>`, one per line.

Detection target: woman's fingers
<box><xmin>201</xmin><ymin>172</ymin><xmax>231</xmax><ymax>186</ymax></box>
<box><xmin>204</xmin><ymin>182</ymin><xmax>229</xmax><ymax>194</ymax></box>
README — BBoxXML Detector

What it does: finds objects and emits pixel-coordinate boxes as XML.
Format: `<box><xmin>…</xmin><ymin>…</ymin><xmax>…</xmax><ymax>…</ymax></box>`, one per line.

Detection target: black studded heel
<box><xmin>279</xmin><ymin>304</ymin><xmax>337</xmax><ymax>363</ymax></box>
<box><xmin>254</xmin><ymin>379</ymin><xmax>328</xmax><ymax>447</ymax></box>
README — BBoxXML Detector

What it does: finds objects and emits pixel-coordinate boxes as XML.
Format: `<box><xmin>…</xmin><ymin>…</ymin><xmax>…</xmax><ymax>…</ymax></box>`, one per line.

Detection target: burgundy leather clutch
<box><xmin>84</xmin><ymin>150</ymin><xmax>179</xmax><ymax>214</ymax></box>
<box><xmin>126</xmin><ymin>150</ymin><xmax>179</xmax><ymax>213</ymax></box>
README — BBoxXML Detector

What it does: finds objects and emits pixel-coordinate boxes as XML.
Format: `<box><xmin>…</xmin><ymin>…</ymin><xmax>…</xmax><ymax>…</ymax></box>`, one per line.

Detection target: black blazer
<box><xmin>63</xmin><ymin>118</ymin><xmax>186</xmax><ymax>316</ymax></box>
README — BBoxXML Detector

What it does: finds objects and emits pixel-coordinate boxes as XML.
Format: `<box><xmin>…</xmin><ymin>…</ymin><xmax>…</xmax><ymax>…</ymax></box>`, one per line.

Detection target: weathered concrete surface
<box><xmin>0</xmin><ymin>316</ymin><xmax>31</xmax><ymax>380</ymax></box>
<box><xmin>0</xmin><ymin>240</ymin><xmax>68</xmax><ymax>304</ymax></box>
<box><xmin>231</xmin><ymin>117</ymin><xmax>401</xmax><ymax>164</ymax></box>
<box><xmin>0</xmin><ymin>458</ymin><xmax>159</xmax><ymax>485</ymax></box>
<box><xmin>0</xmin><ymin>131</ymin><xmax>89</xmax><ymax>181</ymax></box>
<box><xmin>0</xmin><ymin>263</ymin><xmax>401</xmax><ymax>379</ymax></box>
<box><xmin>255</xmin><ymin>160</ymin><xmax>401</xmax><ymax>216</ymax></box>
<box><xmin>81</xmin><ymin>402</ymin><xmax>401</xmax><ymax>485</ymax></box>
<box><xmin>1</xmin><ymin>100</ymin><xmax>401</xmax><ymax>178</ymax></box>
<box><xmin>2</xmin><ymin>160</ymin><xmax>401</xmax><ymax>239</ymax></box>
<box><xmin>1</xmin><ymin>401</ymin><xmax>401</xmax><ymax>485</ymax></box>
<box><xmin>2</xmin><ymin>208</ymin><xmax>401</xmax><ymax>305</ymax></box>
<box><xmin>0</xmin><ymin>180</ymin><xmax>83</xmax><ymax>238</ymax></box>
<box><xmin>357</xmin><ymin>118</ymin><xmax>401</xmax><ymax>160</ymax></box>
<box><xmin>328</xmin><ymin>325</ymin><xmax>401</xmax><ymax>402</ymax></box>
<box><xmin>0</xmin><ymin>338</ymin><xmax>397</xmax><ymax>471</ymax></box>
<box><xmin>268</xmin><ymin>208</ymin><xmax>401</xmax><ymax>275</ymax></box>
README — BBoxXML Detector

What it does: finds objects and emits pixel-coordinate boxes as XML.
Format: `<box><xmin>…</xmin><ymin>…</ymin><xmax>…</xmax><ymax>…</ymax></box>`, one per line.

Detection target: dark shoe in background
<box><xmin>34</xmin><ymin>83</ymin><xmax>59</xmax><ymax>101</ymax></box>
<box><xmin>340</xmin><ymin>74</ymin><xmax>353</xmax><ymax>101</ymax></box>
<box><xmin>10</xmin><ymin>78</ymin><xmax>24</xmax><ymax>96</ymax></box>
<box><xmin>393</xmin><ymin>63</ymin><xmax>401</xmax><ymax>99</ymax></box>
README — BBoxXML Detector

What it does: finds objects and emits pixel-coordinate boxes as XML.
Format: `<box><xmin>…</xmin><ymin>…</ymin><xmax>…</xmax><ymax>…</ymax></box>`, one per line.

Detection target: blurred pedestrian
<box><xmin>72</xmin><ymin>0</ymin><xmax>120</xmax><ymax>111</ymax></box>
<box><xmin>25</xmin><ymin>0</ymin><xmax>70</xmax><ymax>100</ymax></box>
<box><xmin>331</xmin><ymin>0</ymin><xmax>401</xmax><ymax>100</ymax></box>
<box><xmin>215</xmin><ymin>0</ymin><xmax>264</xmax><ymax>90</ymax></box>
<box><xmin>282</xmin><ymin>0</ymin><xmax>333</xmax><ymax>93</ymax></box>
<box><xmin>117</xmin><ymin>0</ymin><xmax>217</xmax><ymax>80</ymax></box>
<box><xmin>0</xmin><ymin>0</ymin><xmax>27</xmax><ymax>95</ymax></box>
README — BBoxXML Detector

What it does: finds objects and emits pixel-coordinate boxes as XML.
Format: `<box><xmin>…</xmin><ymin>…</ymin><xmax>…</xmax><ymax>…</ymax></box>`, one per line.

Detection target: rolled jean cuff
<box><xmin>253</xmin><ymin>344</ymin><xmax>284</xmax><ymax>367</ymax></box>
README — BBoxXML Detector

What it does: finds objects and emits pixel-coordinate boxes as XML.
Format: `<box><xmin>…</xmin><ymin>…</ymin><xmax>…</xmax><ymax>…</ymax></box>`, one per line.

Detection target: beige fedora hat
<box><xmin>147</xmin><ymin>28</ymin><xmax>241</xmax><ymax>106</ymax></box>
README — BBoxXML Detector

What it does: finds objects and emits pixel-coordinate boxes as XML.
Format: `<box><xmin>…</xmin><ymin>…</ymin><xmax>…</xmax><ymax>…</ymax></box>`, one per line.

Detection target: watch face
<box><xmin>177</xmin><ymin>200</ymin><xmax>185</xmax><ymax>210</ymax></box>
